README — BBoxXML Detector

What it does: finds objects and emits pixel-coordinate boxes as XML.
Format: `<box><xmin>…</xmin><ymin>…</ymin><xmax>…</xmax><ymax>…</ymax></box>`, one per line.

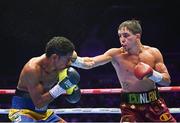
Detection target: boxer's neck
<box><xmin>128</xmin><ymin>41</ymin><xmax>143</xmax><ymax>55</ymax></box>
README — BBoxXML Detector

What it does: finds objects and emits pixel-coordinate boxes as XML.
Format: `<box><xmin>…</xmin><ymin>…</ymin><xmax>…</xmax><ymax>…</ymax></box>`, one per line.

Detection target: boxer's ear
<box><xmin>50</xmin><ymin>54</ymin><xmax>59</xmax><ymax>62</ymax></box>
<box><xmin>135</xmin><ymin>33</ymin><xmax>141</xmax><ymax>39</ymax></box>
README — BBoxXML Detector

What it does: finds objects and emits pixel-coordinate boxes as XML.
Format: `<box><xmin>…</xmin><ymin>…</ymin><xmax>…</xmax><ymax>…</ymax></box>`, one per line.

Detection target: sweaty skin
<box><xmin>93</xmin><ymin>46</ymin><xmax>170</xmax><ymax>92</ymax></box>
<box><xmin>71</xmin><ymin>21</ymin><xmax>175</xmax><ymax>122</ymax></box>
<box><xmin>73</xmin><ymin>27</ymin><xmax>170</xmax><ymax>92</ymax></box>
<box><xmin>17</xmin><ymin>53</ymin><xmax>72</xmax><ymax>108</ymax></box>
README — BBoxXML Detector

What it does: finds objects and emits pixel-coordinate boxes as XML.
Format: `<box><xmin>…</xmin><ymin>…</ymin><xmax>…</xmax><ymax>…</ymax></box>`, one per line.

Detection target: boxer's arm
<box><xmin>25</xmin><ymin>68</ymin><xmax>76</xmax><ymax>108</ymax></box>
<box><xmin>134</xmin><ymin>62</ymin><xmax>163</xmax><ymax>82</ymax></box>
<box><xmin>152</xmin><ymin>48</ymin><xmax>171</xmax><ymax>86</ymax></box>
<box><xmin>24</xmin><ymin>69</ymin><xmax>55</xmax><ymax>108</ymax></box>
<box><xmin>49</xmin><ymin>67</ymin><xmax>80</xmax><ymax>98</ymax></box>
<box><xmin>134</xmin><ymin>48</ymin><xmax>171</xmax><ymax>86</ymax></box>
<box><xmin>71</xmin><ymin>50</ymin><xmax>113</xmax><ymax>69</ymax></box>
<box><xmin>91</xmin><ymin>53</ymin><xmax>112</xmax><ymax>68</ymax></box>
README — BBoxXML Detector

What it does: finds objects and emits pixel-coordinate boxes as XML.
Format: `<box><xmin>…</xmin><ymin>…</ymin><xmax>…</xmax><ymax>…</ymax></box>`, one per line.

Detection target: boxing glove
<box><xmin>65</xmin><ymin>85</ymin><xmax>81</xmax><ymax>104</ymax></box>
<box><xmin>134</xmin><ymin>62</ymin><xmax>163</xmax><ymax>83</ymax></box>
<box><xmin>49</xmin><ymin>67</ymin><xmax>80</xmax><ymax>98</ymax></box>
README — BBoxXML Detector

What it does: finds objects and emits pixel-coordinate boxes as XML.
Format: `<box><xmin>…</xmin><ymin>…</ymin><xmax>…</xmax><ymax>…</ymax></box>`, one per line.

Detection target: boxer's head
<box><xmin>118</xmin><ymin>20</ymin><xmax>142</xmax><ymax>52</ymax></box>
<box><xmin>118</xmin><ymin>19</ymin><xmax>142</xmax><ymax>35</ymax></box>
<box><xmin>45</xmin><ymin>36</ymin><xmax>75</xmax><ymax>70</ymax></box>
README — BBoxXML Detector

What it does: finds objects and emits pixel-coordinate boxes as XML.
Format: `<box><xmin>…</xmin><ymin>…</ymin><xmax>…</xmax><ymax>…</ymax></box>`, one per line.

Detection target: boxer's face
<box><xmin>118</xmin><ymin>27</ymin><xmax>138</xmax><ymax>51</ymax></box>
<box><xmin>55</xmin><ymin>53</ymin><xmax>73</xmax><ymax>70</ymax></box>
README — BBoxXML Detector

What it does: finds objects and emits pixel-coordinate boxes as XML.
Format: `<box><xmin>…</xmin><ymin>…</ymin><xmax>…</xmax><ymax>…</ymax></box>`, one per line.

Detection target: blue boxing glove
<box><xmin>49</xmin><ymin>67</ymin><xmax>80</xmax><ymax>98</ymax></box>
<box><xmin>65</xmin><ymin>85</ymin><xmax>81</xmax><ymax>104</ymax></box>
<box><xmin>58</xmin><ymin>67</ymin><xmax>80</xmax><ymax>93</ymax></box>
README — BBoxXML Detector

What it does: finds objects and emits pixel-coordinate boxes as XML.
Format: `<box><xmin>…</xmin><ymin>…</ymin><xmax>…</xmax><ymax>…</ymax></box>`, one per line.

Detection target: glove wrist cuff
<box><xmin>71</xmin><ymin>57</ymin><xmax>84</xmax><ymax>68</ymax></box>
<box><xmin>148</xmin><ymin>70</ymin><xmax>163</xmax><ymax>83</ymax></box>
<box><xmin>49</xmin><ymin>84</ymin><xmax>66</xmax><ymax>98</ymax></box>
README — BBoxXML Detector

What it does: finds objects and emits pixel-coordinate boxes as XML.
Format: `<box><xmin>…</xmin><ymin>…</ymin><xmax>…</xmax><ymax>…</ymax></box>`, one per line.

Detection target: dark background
<box><xmin>0</xmin><ymin>0</ymin><xmax>180</xmax><ymax>121</ymax></box>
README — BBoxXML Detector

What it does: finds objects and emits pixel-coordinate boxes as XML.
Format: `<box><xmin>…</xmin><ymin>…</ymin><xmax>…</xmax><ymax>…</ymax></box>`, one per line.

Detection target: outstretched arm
<box><xmin>71</xmin><ymin>50</ymin><xmax>113</xmax><ymax>69</ymax></box>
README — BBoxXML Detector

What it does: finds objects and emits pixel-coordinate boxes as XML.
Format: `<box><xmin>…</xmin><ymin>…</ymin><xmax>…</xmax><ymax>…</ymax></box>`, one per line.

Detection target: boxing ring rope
<box><xmin>0</xmin><ymin>86</ymin><xmax>180</xmax><ymax>114</ymax></box>
<box><xmin>0</xmin><ymin>108</ymin><xmax>180</xmax><ymax>114</ymax></box>
<box><xmin>0</xmin><ymin>86</ymin><xmax>180</xmax><ymax>95</ymax></box>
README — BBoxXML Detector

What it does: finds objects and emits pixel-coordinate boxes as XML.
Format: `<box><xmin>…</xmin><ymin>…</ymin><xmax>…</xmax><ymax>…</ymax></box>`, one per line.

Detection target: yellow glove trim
<box><xmin>58</xmin><ymin>68</ymin><xmax>68</xmax><ymax>82</ymax></box>
<box><xmin>66</xmin><ymin>85</ymin><xmax>77</xmax><ymax>95</ymax></box>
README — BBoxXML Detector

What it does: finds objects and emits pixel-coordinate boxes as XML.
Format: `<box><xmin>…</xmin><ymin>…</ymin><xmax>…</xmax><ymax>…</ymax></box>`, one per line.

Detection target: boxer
<box><xmin>9</xmin><ymin>36</ymin><xmax>80</xmax><ymax>122</ymax></box>
<box><xmin>71</xmin><ymin>20</ymin><xmax>176</xmax><ymax>122</ymax></box>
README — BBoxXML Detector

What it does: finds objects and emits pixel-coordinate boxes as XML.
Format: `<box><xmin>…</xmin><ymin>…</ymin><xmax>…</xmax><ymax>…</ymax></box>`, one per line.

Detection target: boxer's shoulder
<box><xmin>142</xmin><ymin>45</ymin><xmax>159</xmax><ymax>52</ymax></box>
<box><xmin>21</xmin><ymin>57</ymin><xmax>42</xmax><ymax>80</ymax></box>
<box><xmin>142</xmin><ymin>46</ymin><xmax>162</xmax><ymax>60</ymax></box>
<box><xmin>27</xmin><ymin>56</ymin><xmax>42</xmax><ymax>69</ymax></box>
<box><xmin>106</xmin><ymin>48</ymin><xmax>124</xmax><ymax>56</ymax></box>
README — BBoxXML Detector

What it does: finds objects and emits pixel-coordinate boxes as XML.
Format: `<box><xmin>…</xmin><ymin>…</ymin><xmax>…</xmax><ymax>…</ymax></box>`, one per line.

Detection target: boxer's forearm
<box><xmin>71</xmin><ymin>56</ymin><xmax>93</xmax><ymax>69</ymax></box>
<box><xmin>32</xmin><ymin>92</ymin><xmax>55</xmax><ymax>109</ymax></box>
<box><xmin>92</xmin><ymin>55</ymin><xmax>112</xmax><ymax>67</ymax></box>
<box><xmin>71</xmin><ymin>55</ymin><xmax>112</xmax><ymax>69</ymax></box>
<box><xmin>153</xmin><ymin>72</ymin><xmax>171</xmax><ymax>86</ymax></box>
<box><xmin>148</xmin><ymin>70</ymin><xmax>171</xmax><ymax>86</ymax></box>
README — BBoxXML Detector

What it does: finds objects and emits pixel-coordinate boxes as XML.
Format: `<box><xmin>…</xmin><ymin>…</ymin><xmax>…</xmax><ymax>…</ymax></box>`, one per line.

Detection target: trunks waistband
<box><xmin>15</xmin><ymin>89</ymin><xmax>31</xmax><ymax>98</ymax></box>
<box><xmin>121</xmin><ymin>88</ymin><xmax>159</xmax><ymax>104</ymax></box>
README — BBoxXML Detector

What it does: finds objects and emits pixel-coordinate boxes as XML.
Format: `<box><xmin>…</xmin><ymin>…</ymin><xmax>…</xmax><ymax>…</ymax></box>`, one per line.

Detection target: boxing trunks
<box><xmin>120</xmin><ymin>88</ymin><xmax>176</xmax><ymax>122</ymax></box>
<box><xmin>8</xmin><ymin>89</ymin><xmax>61</xmax><ymax>122</ymax></box>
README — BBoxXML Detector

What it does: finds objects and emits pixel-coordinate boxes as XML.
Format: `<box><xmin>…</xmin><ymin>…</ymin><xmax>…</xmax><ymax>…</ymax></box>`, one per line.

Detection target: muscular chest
<box><xmin>113</xmin><ymin>51</ymin><xmax>155</xmax><ymax>73</ymax></box>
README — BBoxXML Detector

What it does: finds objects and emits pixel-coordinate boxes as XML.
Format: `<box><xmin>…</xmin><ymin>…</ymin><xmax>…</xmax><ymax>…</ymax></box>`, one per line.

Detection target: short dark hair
<box><xmin>118</xmin><ymin>19</ymin><xmax>142</xmax><ymax>35</ymax></box>
<box><xmin>45</xmin><ymin>36</ymin><xmax>75</xmax><ymax>57</ymax></box>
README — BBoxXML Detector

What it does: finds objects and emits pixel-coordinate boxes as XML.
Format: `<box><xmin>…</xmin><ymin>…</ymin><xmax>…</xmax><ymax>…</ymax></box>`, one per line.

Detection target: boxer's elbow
<box><xmin>163</xmin><ymin>81</ymin><xmax>171</xmax><ymax>86</ymax></box>
<box><xmin>159</xmin><ymin>76</ymin><xmax>171</xmax><ymax>86</ymax></box>
<box><xmin>164</xmin><ymin>74</ymin><xmax>171</xmax><ymax>85</ymax></box>
<box><xmin>163</xmin><ymin>77</ymin><xmax>171</xmax><ymax>86</ymax></box>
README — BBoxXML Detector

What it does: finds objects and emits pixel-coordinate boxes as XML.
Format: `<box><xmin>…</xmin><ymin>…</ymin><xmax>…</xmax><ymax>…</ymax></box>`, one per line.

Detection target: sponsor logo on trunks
<box><xmin>160</xmin><ymin>113</ymin><xmax>171</xmax><ymax>121</ymax></box>
<box><xmin>129</xmin><ymin>90</ymin><xmax>157</xmax><ymax>104</ymax></box>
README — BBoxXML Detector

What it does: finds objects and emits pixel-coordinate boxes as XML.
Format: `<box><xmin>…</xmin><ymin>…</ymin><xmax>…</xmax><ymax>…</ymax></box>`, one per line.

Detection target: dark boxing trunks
<box><xmin>121</xmin><ymin>88</ymin><xmax>159</xmax><ymax>104</ymax></box>
<box><xmin>120</xmin><ymin>88</ymin><xmax>176</xmax><ymax>122</ymax></box>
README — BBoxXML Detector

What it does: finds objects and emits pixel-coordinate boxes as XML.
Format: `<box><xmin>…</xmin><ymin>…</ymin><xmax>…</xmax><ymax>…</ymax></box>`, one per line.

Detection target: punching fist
<box><xmin>71</xmin><ymin>51</ymin><xmax>84</xmax><ymax>68</ymax></box>
<box><xmin>71</xmin><ymin>51</ymin><xmax>95</xmax><ymax>69</ymax></box>
<box><xmin>134</xmin><ymin>62</ymin><xmax>153</xmax><ymax>80</ymax></box>
<box><xmin>71</xmin><ymin>51</ymin><xmax>78</xmax><ymax>63</ymax></box>
<box><xmin>134</xmin><ymin>62</ymin><xmax>163</xmax><ymax>83</ymax></box>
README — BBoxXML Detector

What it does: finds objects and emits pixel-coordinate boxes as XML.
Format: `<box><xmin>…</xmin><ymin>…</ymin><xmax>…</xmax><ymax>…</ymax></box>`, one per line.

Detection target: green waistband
<box><xmin>121</xmin><ymin>88</ymin><xmax>159</xmax><ymax>104</ymax></box>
